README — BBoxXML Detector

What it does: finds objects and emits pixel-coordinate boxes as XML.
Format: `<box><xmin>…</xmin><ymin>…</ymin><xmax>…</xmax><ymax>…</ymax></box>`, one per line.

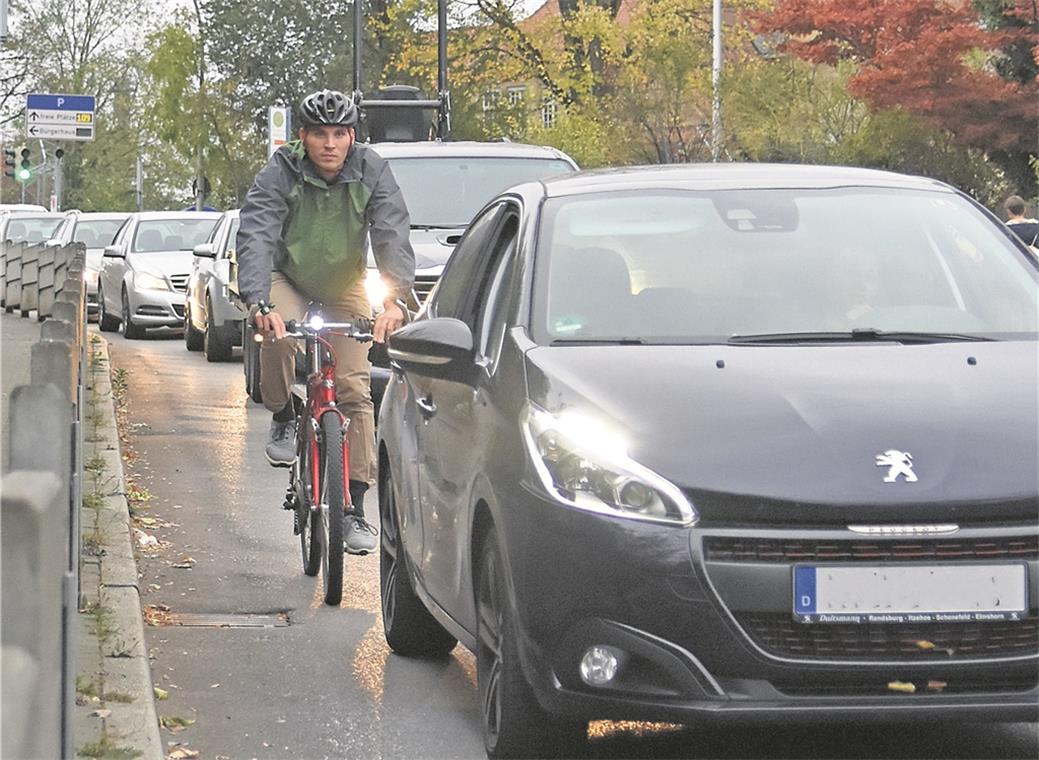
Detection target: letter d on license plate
<box><xmin>793</xmin><ymin>563</ymin><xmax>1028</xmax><ymax>623</ymax></box>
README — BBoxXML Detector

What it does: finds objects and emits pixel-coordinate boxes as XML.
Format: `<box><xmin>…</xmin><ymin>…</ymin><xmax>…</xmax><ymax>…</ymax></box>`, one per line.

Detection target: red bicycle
<box><xmin>280</xmin><ymin>309</ymin><xmax>373</xmax><ymax>606</ymax></box>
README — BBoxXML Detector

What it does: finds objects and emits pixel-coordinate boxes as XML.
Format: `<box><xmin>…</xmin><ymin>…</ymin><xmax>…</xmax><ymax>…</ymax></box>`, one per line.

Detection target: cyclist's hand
<box><xmin>373</xmin><ymin>300</ymin><xmax>405</xmax><ymax>343</ymax></box>
<box><xmin>254</xmin><ymin>307</ymin><xmax>287</xmax><ymax>341</ymax></box>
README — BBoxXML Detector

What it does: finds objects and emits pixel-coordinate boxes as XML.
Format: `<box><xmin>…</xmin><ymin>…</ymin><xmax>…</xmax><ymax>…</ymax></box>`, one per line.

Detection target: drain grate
<box><xmin>165</xmin><ymin>612</ymin><xmax>290</xmax><ymax>628</ymax></box>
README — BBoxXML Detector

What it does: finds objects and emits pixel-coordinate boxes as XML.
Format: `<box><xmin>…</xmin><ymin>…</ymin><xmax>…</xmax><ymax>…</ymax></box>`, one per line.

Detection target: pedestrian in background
<box><xmin>1003</xmin><ymin>195</ymin><xmax>1039</xmax><ymax>249</ymax></box>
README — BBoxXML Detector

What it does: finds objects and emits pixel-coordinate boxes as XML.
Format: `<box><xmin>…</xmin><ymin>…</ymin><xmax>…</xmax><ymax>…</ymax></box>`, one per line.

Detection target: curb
<box><xmin>73</xmin><ymin>335</ymin><xmax>163</xmax><ymax>759</ymax></box>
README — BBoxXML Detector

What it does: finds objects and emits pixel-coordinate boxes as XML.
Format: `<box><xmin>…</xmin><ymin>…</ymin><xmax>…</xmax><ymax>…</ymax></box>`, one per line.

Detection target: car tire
<box><xmin>243</xmin><ymin>320</ymin><xmax>263</xmax><ymax>403</ymax></box>
<box><xmin>97</xmin><ymin>286</ymin><xmax>119</xmax><ymax>332</ymax></box>
<box><xmin>476</xmin><ymin>531</ymin><xmax>586</xmax><ymax>759</ymax></box>
<box><xmin>121</xmin><ymin>289</ymin><xmax>145</xmax><ymax>339</ymax></box>
<box><xmin>378</xmin><ymin>461</ymin><xmax>457</xmax><ymax>657</ymax></box>
<box><xmin>203</xmin><ymin>295</ymin><xmax>234</xmax><ymax>362</ymax></box>
<box><xmin>184</xmin><ymin>303</ymin><xmax>203</xmax><ymax>351</ymax></box>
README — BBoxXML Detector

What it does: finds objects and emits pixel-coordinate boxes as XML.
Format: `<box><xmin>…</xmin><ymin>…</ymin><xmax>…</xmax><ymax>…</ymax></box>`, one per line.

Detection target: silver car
<box><xmin>48</xmin><ymin>211</ymin><xmax>131</xmax><ymax>315</ymax></box>
<box><xmin>184</xmin><ymin>209</ymin><xmax>246</xmax><ymax>361</ymax></box>
<box><xmin>1</xmin><ymin>211</ymin><xmax>65</xmax><ymax>244</ymax></box>
<box><xmin>97</xmin><ymin>211</ymin><xmax>221</xmax><ymax>339</ymax></box>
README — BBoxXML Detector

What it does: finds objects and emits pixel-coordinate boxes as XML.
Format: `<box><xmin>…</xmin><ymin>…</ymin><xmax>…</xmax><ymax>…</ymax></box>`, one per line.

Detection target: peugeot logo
<box><xmin>848</xmin><ymin>524</ymin><xmax>958</xmax><ymax>535</ymax></box>
<box><xmin>875</xmin><ymin>449</ymin><xmax>917</xmax><ymax>483</ymax></box>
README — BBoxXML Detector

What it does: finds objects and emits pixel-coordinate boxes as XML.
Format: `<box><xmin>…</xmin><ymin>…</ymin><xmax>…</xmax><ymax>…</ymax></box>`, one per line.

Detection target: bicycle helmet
<box><xmin>299</xmin><ymin>89</ymin><xmax>358</xmax><ymax>127</ymax></box>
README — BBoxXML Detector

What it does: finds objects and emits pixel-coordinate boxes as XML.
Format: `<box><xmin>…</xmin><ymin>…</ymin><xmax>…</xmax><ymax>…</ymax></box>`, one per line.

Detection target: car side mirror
<box><xmin>193</xmin><ymin>242</ymin><xmax>217</xmax><ymax>258</ymax></box>
<box><xmin>102</xmin><ymin>244</ymin><xmax>124</xmax><ymax>258</ymax></box>
<box><xmin>387</xmin><ymin>317</ymin><xmax>475</xmax><ymax>383</ymax></box>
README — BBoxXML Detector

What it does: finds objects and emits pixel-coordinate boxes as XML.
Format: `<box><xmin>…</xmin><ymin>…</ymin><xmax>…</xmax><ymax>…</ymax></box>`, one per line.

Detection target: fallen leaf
<box><xmin>134</xmin><ymin>529</ymin><xmax>159</xmax><ymax>548</ymax></box>
<box><xmin>159</xmin><ymin>715</ymin><xmax>196</xmax><ymax>733</ymax></box>
<box><xmin>154</xmin><ymin>687</ymin><xmax>169</xmax><ymax>700</ymax></box>
<box><xmin>90</xmin><ymin>709</ymin><xmax>111</xmax><ymax>719</ymax></box>
<box><xmin>913</xmin><ymin>640</ymin><xmax>935</xmax><ymax>650</ymax></box>
<box><xmin>887</xmin><ymin>680</ymin><xmax>916</xmax><ymax>693</ymax></box>
<box><xmin>210</xmin><ymin>683</ymin><xmax>220</xmax><ymax>688</ymax></box>
<box><xmin>926</xmin><ymin>680</ymin><xmax>948</xmax><ymax>692</ymax></box>
<box><xmin>166</xmin><ymin>748</ymin><xmax>199</xmax><ymax>760</ymax></box>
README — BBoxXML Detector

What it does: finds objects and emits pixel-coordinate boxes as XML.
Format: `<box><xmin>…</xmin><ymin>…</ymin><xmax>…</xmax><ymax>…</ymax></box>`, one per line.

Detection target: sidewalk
<box><xmin>1</xmin><ymin>312</ymin><xmax>162</xmax><ymax>759</ymax></box>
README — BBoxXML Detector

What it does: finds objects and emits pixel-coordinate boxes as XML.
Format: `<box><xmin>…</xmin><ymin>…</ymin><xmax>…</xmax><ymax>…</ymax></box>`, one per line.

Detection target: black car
<box><xmin>377</xmin><ymin>164</ymin><xmax>1039</xmax><ymax>758</ymax></box>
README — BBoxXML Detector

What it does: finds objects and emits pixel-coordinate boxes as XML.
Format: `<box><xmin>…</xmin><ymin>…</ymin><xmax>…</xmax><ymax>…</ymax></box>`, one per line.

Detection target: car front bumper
<box><xmin>128</xmin><ymin>288</ymin><xmax>185</xmax><ymax>326</ymax></box>
<box><xmin>496</xmin><ymin>487</ymin><xmax>1039</xmax><ymax>724</ymax></box>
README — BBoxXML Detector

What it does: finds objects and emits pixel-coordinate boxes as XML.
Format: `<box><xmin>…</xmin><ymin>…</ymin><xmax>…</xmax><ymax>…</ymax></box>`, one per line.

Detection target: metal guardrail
<box><xmin>1</xmin><ymin>238</ymin><xmax>87</xmax><ymax>759</ymax></box>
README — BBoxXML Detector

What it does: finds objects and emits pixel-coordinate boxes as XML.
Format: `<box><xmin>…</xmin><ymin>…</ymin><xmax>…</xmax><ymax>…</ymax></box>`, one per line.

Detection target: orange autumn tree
<box><xmin>755</xmin><ymin>0</ymin><xmax>1038</xmax><ymax>188</ymax></box>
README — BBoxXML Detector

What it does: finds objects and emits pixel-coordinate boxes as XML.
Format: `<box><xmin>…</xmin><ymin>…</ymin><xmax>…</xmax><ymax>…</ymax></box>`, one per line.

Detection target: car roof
<box><xmin>131</xmin><ymin>211</ymin><xmax>223</xmax><ymax>221</ymax></box>
<box><xmin>368</xmin><ymin>140</ymin><xmax>576</xmax><ymax>164</ymax></box>
<box><xmin>70</xmin><ymin>212</ymin><xmax>132</xmax><ymax>220</ymax></box>
<box><xmin>539</xmin><ymin>163</ymin><xmax>957</xmax><ymax>197</ymax></box>
<box><xmin>2</xmin><ymin>211</ymin><xmax>66</xmax><ymax>219</ymax></box>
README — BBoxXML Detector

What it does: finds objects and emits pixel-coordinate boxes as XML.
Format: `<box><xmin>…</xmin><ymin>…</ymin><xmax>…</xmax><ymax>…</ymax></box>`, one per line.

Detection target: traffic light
<box><xmin>3</xmin><ymin>148</ymin><xmax>15</xmax><ymax>178</ymax></box>
<box><xmin>17</xmin><ymin>148</ymin><xmax>32</xmax><ymax>183</ymax></box>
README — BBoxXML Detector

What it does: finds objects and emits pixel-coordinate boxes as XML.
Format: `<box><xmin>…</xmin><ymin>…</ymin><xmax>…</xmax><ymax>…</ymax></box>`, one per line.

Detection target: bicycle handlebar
<box><xmin>283</xmin><ymin>317</ymin><xmax>374</xmax><ymax>342</ymax></box>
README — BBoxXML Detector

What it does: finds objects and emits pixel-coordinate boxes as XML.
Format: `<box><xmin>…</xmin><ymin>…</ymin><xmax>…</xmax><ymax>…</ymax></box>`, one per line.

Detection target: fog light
<box><xmin>580</xmin><ymin>646</ymin><xmax>620</xmax><ymax>686</ymax></box>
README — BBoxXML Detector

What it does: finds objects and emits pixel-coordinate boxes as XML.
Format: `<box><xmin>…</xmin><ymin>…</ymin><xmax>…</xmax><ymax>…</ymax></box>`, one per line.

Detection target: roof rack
<box><xmin>353</xmin><ymin>0</ymin><xmax>450</xmax><ymax>142</ymax></box>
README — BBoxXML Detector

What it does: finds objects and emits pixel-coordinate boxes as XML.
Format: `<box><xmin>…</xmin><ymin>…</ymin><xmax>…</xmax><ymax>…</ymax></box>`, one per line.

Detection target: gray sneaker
<box><xmin>344</xmin><ymin>515</ymin><xmax>378</xmax><ymax>555</ymax></box>
<box><xmin>265</xmin><ymin>419</ymin><xmax>296</xmax><ymax>467</ymax></box>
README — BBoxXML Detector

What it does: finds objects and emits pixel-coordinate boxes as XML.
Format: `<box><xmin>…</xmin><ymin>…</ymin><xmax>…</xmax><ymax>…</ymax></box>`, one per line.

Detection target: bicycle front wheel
<box><xmin>319</xmin><ymin>411</ymin><xmax>346</xmax><ymax>605</ymax></box>
<box><xmin>297</xmin><ymin>419</ymin><xmax>321</xmax><ymax>578</ymax></box>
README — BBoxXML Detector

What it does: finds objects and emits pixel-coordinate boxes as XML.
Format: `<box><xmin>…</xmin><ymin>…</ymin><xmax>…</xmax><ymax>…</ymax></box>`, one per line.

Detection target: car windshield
<box><xmin>535</xmin><ymin>188</ymin><xmax>1039</xmax><ymax>343</ymax></box>
<box><xmin>133</xmin><ymin>219</ymin><xmax>219</xmax><ymax>253</ymax></box>
<box><xmin>4</xmin><ymin>216</ymin><xmax>63</xmax><ymax>243</ymax></box>
<box><xmin>386</xmin><ymin>157</ymin><xmax>574</xmax><ymax>227</ymax></box>
<box><xmin>74</xmin><ymin>219</ymin><xmax>128</xmax><ymax>248</ymax></box>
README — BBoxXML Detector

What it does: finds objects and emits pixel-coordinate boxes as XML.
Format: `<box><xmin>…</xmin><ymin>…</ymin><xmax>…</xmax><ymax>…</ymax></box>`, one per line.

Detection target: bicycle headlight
<box><xmin>365</xmin><ymin>269</ymin><xmax>389</xmax><ymax>312</ymax></box>
<box><xmin>306</xmin><ymin>314</ymin><xmax>325</xmax><ymax>331</ymax></box>
<box><xmin>521</xmin><ymin>403</ymin><xmax>697</xmax><ymax>526</ymax></box>
<box><xmin>135</xmin><ymin>271</ymin><xmax>169</xmax><ymax>291</ymax></box>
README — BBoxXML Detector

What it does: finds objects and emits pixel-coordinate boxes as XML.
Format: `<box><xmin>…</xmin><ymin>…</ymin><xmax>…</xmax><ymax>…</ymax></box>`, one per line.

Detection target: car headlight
<box><xmin>522</xmin><ymin>403</ymin><xmax>697</xmax><ymax>526</ymax></box>
<box><xmin>135</xmin><ymin>271</ymin><xmax>170</xmax><ymax>291</ymax></box>
<box><xmin>365</xmin><ymin>269</ymin><xmax>389</xmax><ymax>312</ymax></box>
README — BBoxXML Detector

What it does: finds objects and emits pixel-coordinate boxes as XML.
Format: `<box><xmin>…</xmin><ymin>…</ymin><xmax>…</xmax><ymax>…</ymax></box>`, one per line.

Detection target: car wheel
<box><xmin>476</xmin><ymin>531</ymin><xmax>586</xmax><ymax>759</ymax></box>
<box><xmin>203</xmin><ymin>295</ymin><xmax>234</xmax><ymax>362</ymax></box>
<box><xmin>121</xmin><ymin>289</ymin><xmax>145</xmax><ymax>339</ymax></box>
<box><xmin>379</xmin><ymin>461</ymin><xmax>457</xmax><ymax>657</ymax></box>
<box><xmin>97</xmin><ymin>285</ymin><xmax>119</xmax><ymax>332</ymax></box>
<box><xmin>243</xmin><ymin>320</ymin><xmax>263</xmax><ymax>403</ymax></box>
<box><xmin>184</xmin><ymin>303</ymin><xmax>203</xmax><ymax>351</ymax></box>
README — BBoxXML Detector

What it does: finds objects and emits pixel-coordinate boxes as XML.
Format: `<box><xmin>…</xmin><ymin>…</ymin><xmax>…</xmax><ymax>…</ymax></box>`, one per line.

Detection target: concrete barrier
<box><xmin>37</xmin><ymin>244</ymin><xmax>58</xmax><ymax>319</ymax></box>
<box><xmin>4</xmin><ymin>241</ymin><xmax>24</xmax><ymax>312</ymax></box>
<box><xmin>20</xmin><ymin>243</ymin><xmax>42</xmax><ymax>317</ymax></box>
<box><xmin>1</xmin><ymin>471</ymin><xmax>65</xmax><ymax>760</ymax></box>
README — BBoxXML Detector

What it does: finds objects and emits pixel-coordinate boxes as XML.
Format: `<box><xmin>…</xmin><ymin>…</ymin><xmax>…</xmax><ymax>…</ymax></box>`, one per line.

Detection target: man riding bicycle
<box><xmin>236</xmin><ymin>88</ymin><xmax>415</xmax><ymax>554</ymax></box>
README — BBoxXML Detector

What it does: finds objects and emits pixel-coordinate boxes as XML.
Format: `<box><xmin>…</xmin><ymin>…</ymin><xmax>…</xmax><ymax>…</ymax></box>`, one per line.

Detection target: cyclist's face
<box><xmin>301</xmin><ymin>125</ymin><xmax>354</xmax><ymax>180</ymax></box>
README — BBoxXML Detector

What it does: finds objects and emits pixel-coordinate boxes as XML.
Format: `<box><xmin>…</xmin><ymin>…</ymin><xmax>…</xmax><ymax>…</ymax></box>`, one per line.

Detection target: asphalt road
<box><xmin>104</xmin><ymin>325</ymin><xmax>1038</xmax><ymax>760</ymax></box>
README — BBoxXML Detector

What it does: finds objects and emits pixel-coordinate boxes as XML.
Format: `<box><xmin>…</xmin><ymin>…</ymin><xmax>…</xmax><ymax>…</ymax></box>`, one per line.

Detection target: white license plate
<box><xmin>793</xmin><ymin>563</ymin><xmax>1028</xmax><ymax>623</ymax></box>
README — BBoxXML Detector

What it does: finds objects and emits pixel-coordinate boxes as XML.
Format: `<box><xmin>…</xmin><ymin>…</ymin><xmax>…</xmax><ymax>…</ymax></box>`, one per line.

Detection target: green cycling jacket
<box><xmin>236</xmin><ymin>139</ymin><xmax>415</xmax><ymax>306</ymax></box>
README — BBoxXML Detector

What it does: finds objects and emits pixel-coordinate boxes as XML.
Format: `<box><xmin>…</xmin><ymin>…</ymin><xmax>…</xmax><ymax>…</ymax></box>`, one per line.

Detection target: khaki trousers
<box><xmin>260</xmin><ymin>273</ymin><xmax>376</xmax><ymax>485</ymax></box>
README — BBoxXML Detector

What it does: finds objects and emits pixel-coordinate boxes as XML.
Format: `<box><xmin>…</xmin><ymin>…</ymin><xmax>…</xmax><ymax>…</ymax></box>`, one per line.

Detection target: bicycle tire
<box><xmin>297</xmin><ymin>418</ymin><xmax>321</xmax><ymax>577</ymax></box>
<box><xmin>319</xmin><ymin>411</ymin><xmax>346</xmax><ymax>605</ymax></box>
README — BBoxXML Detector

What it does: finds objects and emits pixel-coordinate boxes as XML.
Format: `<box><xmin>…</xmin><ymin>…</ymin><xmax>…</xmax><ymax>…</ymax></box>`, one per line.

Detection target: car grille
<box><xmin>704</xmin><ymin>536</ymin><xmax>1039</xmax><ymax>563</ymax></box>
<box><xmin>413</xmin><ymin>275</ymin><xmax>438</xmax><ymax>304</ymax></box>
<box><xmin>736</xmin><ymin>611</ymin><xmax>1039</xmax><ymax>661</ymax></box>
<box><xmin>169</xmin><ymin>274</ymin><xmax>189</xmax><ymax>292</ymax></box>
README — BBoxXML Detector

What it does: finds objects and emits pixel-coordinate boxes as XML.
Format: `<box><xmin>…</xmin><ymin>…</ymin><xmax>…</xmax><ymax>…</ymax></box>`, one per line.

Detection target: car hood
<box><xmin>127</xmin><ymin>250</ymin><xmax>192</xmax><ymax>276</ymax></box>
<box><xmin>523</xmin><ymin>341</ymin><xmax>1039</xmax><ymax>510</ymax></box>
<box><xmin>409</xmin><ymin>227</ymin><xmax>463</xmax><ymax>273</ymax></box>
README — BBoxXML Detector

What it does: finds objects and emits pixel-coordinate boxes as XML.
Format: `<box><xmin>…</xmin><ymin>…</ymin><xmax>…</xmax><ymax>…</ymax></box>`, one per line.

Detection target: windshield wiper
<box><xmin>728</xmin><ymin>329</ymin><xmax>995</xmax><ymax>345</ymax></box>
<box><xmin>550</xmin><ymin>337</ymin><xmax>646</xmax><ymax>345</ymax></box>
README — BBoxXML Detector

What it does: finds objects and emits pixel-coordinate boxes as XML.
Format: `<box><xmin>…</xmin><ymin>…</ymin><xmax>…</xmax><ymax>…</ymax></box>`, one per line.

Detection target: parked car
<box><xmin>0</xmin><ymin>210</ymin><xmax>65</xmax><ymax>244</ymax></box>
<box><xmin>47</xmin><ymin>210</ymin><xmax>131</xmax><ymax>315</ymax></box>
<box><xmin>236</xmin><ymin>140</ymin><xmax>578</xmax><ymax>407</ymax></box>
<box><xmin>184</xmin><ymin>209</ymin><xmax>246</xmax><ymax>362</ymax></box>
<box><xmin>378</xmin><ymin>163</ymin><xmax>1039</xmax><ymax>757</ymax></box>
<box><xmin>97</xmin><ymin>211</ymin><xmax>221</xmax><ymax>338</ymax></box>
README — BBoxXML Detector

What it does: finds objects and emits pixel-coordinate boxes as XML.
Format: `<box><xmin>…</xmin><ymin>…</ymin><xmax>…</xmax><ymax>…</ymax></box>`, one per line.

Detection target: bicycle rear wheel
<box><xmin>319</xmin><ymin>411</ymin><xmax>346</xmax><ymax>605</ymax></box>
<box><xmin>297</xmin><ymin>417</ymin><xmax>321</xmax><ymax>577</ymax></box>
